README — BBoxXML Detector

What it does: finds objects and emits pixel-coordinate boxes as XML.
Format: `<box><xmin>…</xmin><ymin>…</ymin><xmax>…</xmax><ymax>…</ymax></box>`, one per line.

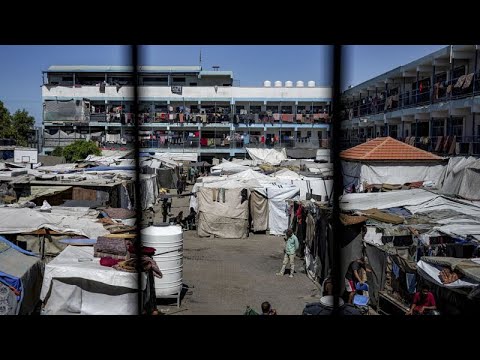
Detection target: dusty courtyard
<box><xmin>150</xmin><ymin>186</ymin><xmax>320</xmax><ymax>315</ymax></box>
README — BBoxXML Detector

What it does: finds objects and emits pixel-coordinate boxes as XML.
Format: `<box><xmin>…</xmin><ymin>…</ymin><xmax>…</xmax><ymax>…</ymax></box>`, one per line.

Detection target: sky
<box><xmin>0</xmin><ymin>45</ymin><xmax>447</xmax><ymax>125</ymax></box>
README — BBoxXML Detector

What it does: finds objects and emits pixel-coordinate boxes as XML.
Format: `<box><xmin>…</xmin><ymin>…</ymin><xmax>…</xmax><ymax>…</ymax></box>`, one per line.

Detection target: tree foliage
<box><xmin>11</xmin><ymin>109</ymin><xmax>35</xmax><ymax>146</ymax></box>
<box><xmin>60</xmin><ymin>140</ymin><xmax>101</xmax><ymax>162</ymax></box>
<box><xmin>0</xmin><ymin>101</ymin><xmax>35</xmax><ymax>144</ymax></box>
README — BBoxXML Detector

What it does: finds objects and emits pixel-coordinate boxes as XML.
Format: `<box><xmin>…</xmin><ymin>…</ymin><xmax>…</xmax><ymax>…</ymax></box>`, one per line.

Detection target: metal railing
<box><xmin>344</xmin><ymin>72</ymin><xmax>480</xmax><ymax>121</ymax></box>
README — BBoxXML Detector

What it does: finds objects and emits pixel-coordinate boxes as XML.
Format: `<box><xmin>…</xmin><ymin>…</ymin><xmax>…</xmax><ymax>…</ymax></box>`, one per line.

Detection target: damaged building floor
<box><xmin>149</xmin><ymin>186</ymin><xmax>320</xmax><ymax>315</ymax></box>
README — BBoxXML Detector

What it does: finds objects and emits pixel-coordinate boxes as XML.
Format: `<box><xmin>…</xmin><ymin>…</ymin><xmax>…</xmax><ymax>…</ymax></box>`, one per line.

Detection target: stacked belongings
<box><xmin>94</xmin><ymin>236</ymin><xmax>129</xmax><ymax>260</ymax></box>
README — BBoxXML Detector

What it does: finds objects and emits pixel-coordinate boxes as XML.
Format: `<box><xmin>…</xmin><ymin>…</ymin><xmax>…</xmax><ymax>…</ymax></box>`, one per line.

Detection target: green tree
<box><xmin>11</xmin><ymin>109</ymin><xmax>35</xmax><ymax>146</ymax></box>
<box><xmin>0</xmin><ymin>101</ymin><xmax>14</xmax><ymax>139</ymax></box>
<box><xmin>51</xmin><ymin>146</ymin><xmax>64</xmax><ymax>157</ymax></box>
<box><xmin>61</xmin><ymin>140</ymin><xmax>101</xmax><ymax>162</ymax></box>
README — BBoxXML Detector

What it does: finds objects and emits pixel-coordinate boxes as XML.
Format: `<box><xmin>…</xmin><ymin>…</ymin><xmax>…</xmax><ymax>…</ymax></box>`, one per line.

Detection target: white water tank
<box><xmin>263</xmin><ymin>80</ymin><xmax>271</xmax><ymax>87</ymax></box>
<box><xmin>285</xmin><ymin>80</ymin><xmax>293</xmax><ymax>87</ymax></box>
<box><xmin>141</xmin><ymin>224</ymin><xmax>183</xmax><ymax>296</ymax></box>
<box><xmin>274</xmin><ymin>80</ymin><xmax>282</xmax><ymax>87</ymax></box>
<box><xmin>296</xmin><ymin>80</ymin><xmax>304</xmax><ymax>87</ymax></box>
<box><xmin>307</xmin><ymin>80</ymin><xmax>316</xmax><ymax>87</ymax></box>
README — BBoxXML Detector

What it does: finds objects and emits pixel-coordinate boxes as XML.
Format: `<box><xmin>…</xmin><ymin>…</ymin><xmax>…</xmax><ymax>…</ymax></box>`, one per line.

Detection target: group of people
<box><xmin>273</xmin><ymin>229</ymin><xmax>438</xmax><ymax>315</ymax></box>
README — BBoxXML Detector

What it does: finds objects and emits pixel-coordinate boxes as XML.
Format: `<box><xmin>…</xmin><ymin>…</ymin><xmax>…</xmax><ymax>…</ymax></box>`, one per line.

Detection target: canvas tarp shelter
<box><xmin>0</xmin><ymin>207</ymin><xmax>108</xmax><ymax>239</ymax></box>
<box><xmin>197</xmin><ymin>186</ymin><xmax>249</xmax><ymax>238</ymax></box>
<box><xmin>439</xmin><ymin>156</ymin><xmax>480</xmax><ymax>200</ymax></box>
<box><xmin>262</xmin><ymin>184</ymin><xmax>299</xmax><ymax>236</ymax></box>
<box><xmin>140</xmin><ymin>174</ymin><xmax>158</xmax><ymax>210</ymax></box>
<box><xmin>341</xmin><ymin>161</ymin><xmax>446</xmax><ymax>192</ymax></box>
<box><xmin>250</xmin><ymin>190</ymin><xmax>268</xmax><ymax>232</ymax></box>
<box><xmin>246</xmin><ymin>148</ymin><xmax>287</xmax><ymax>165</ymax></box>
<box><xmin>40</xmin><ymin>245</ymin><xmax>146</xmax><ymax>315</ymax></box>
<box><xmin>0</xmin><ymin>237</ymin><xmax>44</xmax><ymax>315</ymax></box>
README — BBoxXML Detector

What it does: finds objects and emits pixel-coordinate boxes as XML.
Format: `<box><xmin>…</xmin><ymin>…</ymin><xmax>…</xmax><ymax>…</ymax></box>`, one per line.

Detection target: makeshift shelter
<box><xmin>0</xmin><ymin>237</ymin><xmax>44</xmax><ymax>315</ymax></box>
<box><xmin>439</xmin><ymin>156</ymin><xmax>480</xmax><ymax>201</ymax></box>
<box><xmin>246</xmin><ymin>148</ymin><xmax>287</xmax><ymax>165</ymax></box>
<box><xmin>40</xmin><ymin>245</ymin><xmax>147</xmax><ymax>315</ymax></box>
<box><xmin>193</xmin><ymin>170</ymin><xmax>300</xmax><ymax>236</ymax></box>
<box><xmin>416</xmin><ymin>257</ymin><xmax>480</xmax><ymax>315</ymax></box>
<box><xmin>341</xmin><ymin>137</ymin><xmax>445</xmax><ymax>192</ymax></box>
<box><xmin>273</xmin><ymin>169</ymin><xmax>333</xmax><ymax>201</ymax></box>
<box><xmin>197</xmin><ymin>186</ymin><xmax>250</xmax><ymax>238</ymax></box>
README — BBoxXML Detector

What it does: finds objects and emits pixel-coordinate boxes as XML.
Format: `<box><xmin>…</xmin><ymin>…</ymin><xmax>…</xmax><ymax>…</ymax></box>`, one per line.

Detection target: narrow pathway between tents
<box><xmin>153</xmin><ymin>185</ymin><xmax>320</xmax><ymax>315</ymax></box>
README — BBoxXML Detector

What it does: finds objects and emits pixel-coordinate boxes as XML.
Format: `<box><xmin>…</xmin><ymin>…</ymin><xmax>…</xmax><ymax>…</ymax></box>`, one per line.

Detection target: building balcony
<box><xmin>343</xmin><ymin>73</ymin><xmax>480</xmax><ymax>122</ymax></box>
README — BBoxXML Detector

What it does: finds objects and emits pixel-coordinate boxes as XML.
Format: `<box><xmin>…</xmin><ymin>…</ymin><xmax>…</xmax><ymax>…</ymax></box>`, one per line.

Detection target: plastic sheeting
<box><xmin>417</xmin><ymin>260</ymin><xmax>479</xmax><ymax>288</ymax></box>
<box><xmin>153</xmin><ymin>152</ymin><xmax>198</xmax><ymax>162</ymax></box>
<box><xmin>211</xmin><ymin>162</ymin><xmax>256</xmax><ymax>175</ymax></box>
<box><xmin>41</xmin><ymin>246</ymin><xmax>145</xmax><ymax>315</ymax></box>
<box><xmin>340</xmin><ymin>188</ymin><xmax>438</xmax><ymax>211</ymax></box>
<box><xmin>140</xmin><ymin>174</ymin><xmax>158</xmax><ymax>210</ymax></box>
<box><xmin>267</xmin><ymin>185</ymin><xmax>299</xmax><ymax>236</ymax></box>
<box><xmin>342</xmin><ymin>161</ymin><xmax>446</xmax><ymax>192</ymax></box>
<box><xmin>440</xmin><ymin>156</ymin><xmax>480</xmax><ymax>200</ymax></box>
<box><xmin>0</xmin><ymin>237</ymin><xmax>44</xmax><ymax>315</ymax></box>
<box><xmin>246</xmin><ymin>148</ymin><xmax>287</xmax><ymax>165</ymax></box>
<box><xmin>0</xmin><ymin>207</ymin><xmax>109</xmax><ymax>239</ymax></box>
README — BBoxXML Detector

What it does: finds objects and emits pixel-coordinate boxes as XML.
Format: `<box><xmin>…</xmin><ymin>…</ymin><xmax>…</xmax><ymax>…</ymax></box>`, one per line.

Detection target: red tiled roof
<box><xmin>340</xmin><ymin>137</ymin><xmax>443</xmax><ymax>161</ymax></box>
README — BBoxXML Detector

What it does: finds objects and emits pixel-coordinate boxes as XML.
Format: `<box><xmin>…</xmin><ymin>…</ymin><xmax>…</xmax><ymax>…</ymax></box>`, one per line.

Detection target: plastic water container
<box><xmin>141</xmin><ymin>224</ymin><xmax>183</xmax><ymax>296</ymax></box>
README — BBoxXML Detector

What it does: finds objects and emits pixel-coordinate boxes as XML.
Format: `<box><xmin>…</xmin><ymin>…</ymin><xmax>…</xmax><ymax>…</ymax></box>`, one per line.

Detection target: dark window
<box><xmin>451</xmin><ymin>117</ymin><xmax>463</xmax><ymax>137</ymax></box>
<box><xmin>431</xmin><ymin>119</ymin><xmax>445</xmax><ymax>137</ymax></box>
<box><xmin>190</xmin><ymin>83</ymin><xmax>197</xmax><ymax>86</ymax></box>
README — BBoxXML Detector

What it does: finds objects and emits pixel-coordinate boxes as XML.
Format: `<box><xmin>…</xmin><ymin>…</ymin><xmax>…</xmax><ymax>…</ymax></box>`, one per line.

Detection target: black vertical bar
<box><xmin>431</xmin><ymin>65</ymin><xmax>435</xmax><ymax>103</ymax></box>
<box><xmin>131</xmin><ymin>45</ymin><xmax>143</xmax><ymax>315</ymax></box>
<box><xmin>330</xmin><ymin>45</ymin><xmax>343</xmax><ymax>315</ymax></box>
<box><xmin>473</xmin><ymin>46</ymin><xmax>478</xmax><ymax>95</ymax></box>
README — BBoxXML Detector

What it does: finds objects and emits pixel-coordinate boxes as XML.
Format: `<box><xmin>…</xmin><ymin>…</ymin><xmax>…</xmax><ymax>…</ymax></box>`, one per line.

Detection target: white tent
<box><xmin>340</xmin><ymin>137</ymin><xmax>445</xmax><ymax>192</ymax></box>
<box><xmin>273</xmin><ymin>170</ymin><xmax>333</xmax><ymax>201</ymax></box>
<box><xmin>246</xmin><ymin>148</ymin><xmax>287</xmax><ymax>165</ymax></box>
<box><xmin>40</xmin><ymin>246</ymin><xmax>146</xmax><ymax>315</ymax></box>
<box><xmin>342</xmin><ymin>161</ymin><xmax>445</xmax><ymax>192</ymax></box>
<box><xmin>192</xmin><ymin>169</ymin><xmax>299</xmax><ymax>236</ymax></box>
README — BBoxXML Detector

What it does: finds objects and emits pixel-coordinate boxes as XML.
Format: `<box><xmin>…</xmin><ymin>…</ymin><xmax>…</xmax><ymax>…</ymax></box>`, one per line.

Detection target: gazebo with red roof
<box><xmin>340</xmin><ymin>137</ymin><xmax>446</xmax><ymax>192</ymax></box>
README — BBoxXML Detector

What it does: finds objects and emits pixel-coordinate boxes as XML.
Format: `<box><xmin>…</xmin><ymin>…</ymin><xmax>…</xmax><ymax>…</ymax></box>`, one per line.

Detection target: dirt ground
<box><xmin>148</xmin><ymin>184</ymin><xmax>321</xmax><ymax>315</ymax></box>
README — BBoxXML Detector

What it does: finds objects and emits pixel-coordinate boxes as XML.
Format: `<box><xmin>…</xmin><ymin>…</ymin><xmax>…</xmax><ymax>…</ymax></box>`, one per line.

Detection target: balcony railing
<box><xmin>344</xmin><ymin>72</ymin><xmax>480</xmax><ymax>121</ymax></box>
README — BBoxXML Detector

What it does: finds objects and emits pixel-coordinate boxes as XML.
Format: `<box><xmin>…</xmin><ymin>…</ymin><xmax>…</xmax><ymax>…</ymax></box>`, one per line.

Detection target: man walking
<box><xmin>276</xmin><ymin>229</ymin><xmax>299</xmax><ymax>278</ymax></box>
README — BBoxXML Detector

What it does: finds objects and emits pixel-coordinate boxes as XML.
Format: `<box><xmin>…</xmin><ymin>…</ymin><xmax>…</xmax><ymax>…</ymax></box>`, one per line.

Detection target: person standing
<box><xmin>276</xmin><ymin>229</ymin><xmax>299</xmax><ymax>278</ymax></box>
<box><xmin>345</xmin><ymin>257</ymin><xmax>367</xmax><ymax>304</ymax></box>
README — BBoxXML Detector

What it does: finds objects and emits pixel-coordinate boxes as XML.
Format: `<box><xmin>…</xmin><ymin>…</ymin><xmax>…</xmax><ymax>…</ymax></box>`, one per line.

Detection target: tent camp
<box><xmin>0</xmin><ymin>237</ymin><xmax>44</xmax><ymax>315</ymax></box>
<box><xmin>341</xmin><ymin>137</ymin><xmax>445</xmax><ymax>192</ymax></box>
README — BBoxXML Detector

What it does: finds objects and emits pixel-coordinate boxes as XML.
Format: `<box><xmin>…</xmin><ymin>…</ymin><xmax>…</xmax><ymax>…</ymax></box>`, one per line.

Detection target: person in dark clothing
<box><xmin>175</xmin><ymin>211</ymin><xmax>184</xmax><ymax>226</ymax></box>
<box><xmin>181</xmin><ymin>207</ymin><xmax>197</xmax><ymax>229</ymax></box>
<box><xmin>345</xmin><ymin>257</ymin><xmax>367</xmax><ymax>304</ymax></box>
<box><xmin>176</xmin><ymin>178</ymin><xmax>183</xmax><ymax>195</ymax></box>
<box><xmin>261</xmin><ymin>301</ymin><xmax>277</xmax><ymax>315</ymax></box>
<box><xmin>161</xmin><ymin>199</ymin><xmax>169</xmax><ymax>223</ymax></box>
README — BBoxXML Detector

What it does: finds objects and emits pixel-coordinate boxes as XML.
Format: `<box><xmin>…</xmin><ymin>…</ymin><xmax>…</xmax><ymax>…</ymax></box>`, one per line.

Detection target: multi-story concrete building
<box><xmin>41</xmin><ymin>66</ymin><xmax>331</xmax><ymax>160</ymax></box>
<box><xmin>341</xmin><ymin>45</ymin><xmax>480</xmax><ymax>155</ymax></box>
